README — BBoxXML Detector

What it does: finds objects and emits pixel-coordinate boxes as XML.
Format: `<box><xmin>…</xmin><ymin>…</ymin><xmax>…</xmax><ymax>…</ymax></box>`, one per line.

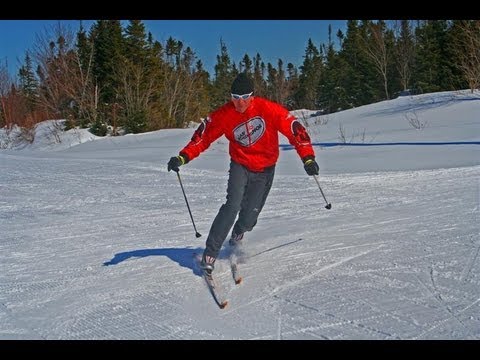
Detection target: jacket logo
<box><xmin>233</xmin><ymin>117</ymin><xmax>266</xmax><ymax>147</ymax></box>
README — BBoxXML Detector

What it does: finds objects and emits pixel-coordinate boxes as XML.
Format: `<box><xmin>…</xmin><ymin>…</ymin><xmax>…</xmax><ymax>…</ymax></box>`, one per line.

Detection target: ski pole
<box><xmin>313</xmin><ymin>175</ymin><xmax>332</xmax><ymax>210</ymax></box>
<box><xmin>176</xmin><ymin>171</ymin><xmax>202</xmax><ymax>238</ymax></box>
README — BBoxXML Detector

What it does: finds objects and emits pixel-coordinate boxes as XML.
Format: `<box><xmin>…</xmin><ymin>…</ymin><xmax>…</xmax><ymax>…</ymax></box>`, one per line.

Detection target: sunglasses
<box><xmin>231</xmin><ymin>92</ymin><xmax>253</xmax><ymax>100</ymax></box>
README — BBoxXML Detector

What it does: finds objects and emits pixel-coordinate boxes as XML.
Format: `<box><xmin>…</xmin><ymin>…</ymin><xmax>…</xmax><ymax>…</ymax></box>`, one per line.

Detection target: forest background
<box><xmin>0</xmin><ymin>20</ymin><xmax>479</xmax><ymax>139</ymax></box>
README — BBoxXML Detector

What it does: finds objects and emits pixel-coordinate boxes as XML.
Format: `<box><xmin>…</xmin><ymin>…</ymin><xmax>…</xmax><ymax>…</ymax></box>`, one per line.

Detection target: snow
<box><xmin>0</xmin><ymin>90</ymin><xmax>479</xmax><ymax>340</ymax></box>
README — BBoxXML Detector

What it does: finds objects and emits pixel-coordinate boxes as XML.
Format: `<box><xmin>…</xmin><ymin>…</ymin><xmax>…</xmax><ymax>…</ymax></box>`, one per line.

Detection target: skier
<box><xmin>168</xmin><ymin>72</ymin><xmax>319</xmax><ymax>274</ymax></box>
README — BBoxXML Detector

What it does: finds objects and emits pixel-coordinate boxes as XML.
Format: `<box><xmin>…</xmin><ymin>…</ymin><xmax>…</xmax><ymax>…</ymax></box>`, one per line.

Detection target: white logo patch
<box><xmin>233</xmin><ymin>117</ymin><xmax>266</xmax><ymax>147</ymax></box>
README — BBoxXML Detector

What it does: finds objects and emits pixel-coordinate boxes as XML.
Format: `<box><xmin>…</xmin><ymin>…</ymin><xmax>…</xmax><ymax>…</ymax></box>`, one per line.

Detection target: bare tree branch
<box><xmin>455</xmin><ymin>20</ymin><xmax>480</xmax><ymax>93</ymax></box>
<box><xmin>360</xmin><ymin>21</ymin><xmax>391</xmax><ymax>99</ymax></box>
<box><xmin>33</xmin><ymin>22</ymin><xmax>98</xmax><ymax>125</ymax></box>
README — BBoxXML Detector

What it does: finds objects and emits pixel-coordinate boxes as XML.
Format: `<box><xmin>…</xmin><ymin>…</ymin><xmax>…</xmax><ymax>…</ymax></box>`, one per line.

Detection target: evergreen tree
<box><xmin>181</xmin><ymin>46</ymin><xmax>196</xmax><ymax>73</ymax></box>
<box><xmin>212</xmin><ymin>39</ymin><xmax>235</xmax><ymax>108</ymax></box>
<box><xmin>442</xmin><ymin>20</ymin><xmax>466</xmax><ymax>90</ymax></box>
<box><xmin>296</xmin><ymin>38</ymin><xmax>323</xmax><ymax>109</ymax></box>
<box><xmin>178</xmin><ymin>46</ymin><xmax>202</xmax><ymax>126</ymax></box>
<box><xmin>120</xmin><ymin>20</ymin><xmax>152</xmax><ymax>134</ymax></box>
<box><xmin>253</xmin><ymin>53</ymin><xmax>267</xmax><ymax>97</ymax></box>
<box><xmin>413</xmin><ymin>20</ymin><xmax>446</xmax><ymax>93</ymax></box>
<box><xmin>192</xmin><ymin>59</ymin><xmax>211</xmax><ymax>121</ymax></box>
<box><xmin>276</xmin><ymin>59</ymin><xmax>288</xmax><ymax>105</ymax></box>
<box><xmin>240</xmin><ymin>54</ymin><xmax>253</xmax><ymax>74</ymax></box>
<box><xmin>285</xmin><ymin>63</ymin><xmax>299</xmax><ymax>109</ymax></box>
<box><xmin>90</xmin><ymin>20</ymin><xmax>125</xmax><ymax>105</ymax></box>
<box><xmin>124</xmin><ymin>20</ymin><xmax>148</xmax><ymax>65</ymax></box>
<box><xmin>18</xmin><ymin>52</ymin><xmax>38</xmax><ymax>110</ymax></box>
<box><xmin>337</xmin><ymin>20</ymin><xmax>361</xmax><ymax>108</ymax></box>
<box><xmin>318</xmin><ymin>25</ymin><xmax>347</xmax><ymax>113</ymax></box>
<box><xmin>266</xmin><ymin>59</ymin><xmax>288</xmax><ymax>105</ymax></box>
<box><xmin>345</xmin><ymin>21</ymin><xmax>379</xmax><ymax>106</ymax></box>
<box><xmin>165</xmin><ymin>36</ymin><xmax>183</xmax><ymax>68</ymax></box>
<box><xmin>76</xmin><ymin>21</ymin><xmax>91</xmax><ymax>75</ymax></box>
<box><xmin>266</xmin><ymin>62</ymin><xmax>277</xmax><ymax>101</ymax></box>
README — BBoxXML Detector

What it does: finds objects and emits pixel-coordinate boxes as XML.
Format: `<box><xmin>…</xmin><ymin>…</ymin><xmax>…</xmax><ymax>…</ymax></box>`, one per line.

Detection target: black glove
<box><xmin>167</xmin><ymin>154</ymin><xmax>188</xmax><ymax>172</ymax></box>
<box><xmin>303</xmin><ymin>156</ymin><xmax>319</xmax><ymax>176</ymax></box>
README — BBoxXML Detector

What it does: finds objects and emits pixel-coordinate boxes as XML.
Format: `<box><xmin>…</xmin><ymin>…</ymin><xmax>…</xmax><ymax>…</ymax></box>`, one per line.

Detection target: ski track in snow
<box><xmin>1</xmin><ymin>148</ymin><xmax>479</xmax><ymax>339</ymax></box>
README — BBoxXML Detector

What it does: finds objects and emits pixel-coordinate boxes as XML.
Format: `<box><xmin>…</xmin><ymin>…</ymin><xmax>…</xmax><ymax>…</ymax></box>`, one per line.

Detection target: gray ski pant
<box><xmin>203</xmin><ymin>160</ymin><xmax>275</xmax><ymax>259</ymax></box>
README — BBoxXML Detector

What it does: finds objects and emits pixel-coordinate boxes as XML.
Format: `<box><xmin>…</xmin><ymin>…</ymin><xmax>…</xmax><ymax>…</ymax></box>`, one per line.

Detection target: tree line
<box><xmin>0</xmin><ymin>20</ymin><xmax>479</xmax><ymax>137</ymax></box>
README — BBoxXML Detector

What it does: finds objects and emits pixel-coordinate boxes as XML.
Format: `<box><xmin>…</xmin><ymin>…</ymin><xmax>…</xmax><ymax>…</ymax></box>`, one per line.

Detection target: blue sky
<box><xmin>0</xmin><ymin>20</ymin><xmax>346</xmax><ymax>77</ymax></box>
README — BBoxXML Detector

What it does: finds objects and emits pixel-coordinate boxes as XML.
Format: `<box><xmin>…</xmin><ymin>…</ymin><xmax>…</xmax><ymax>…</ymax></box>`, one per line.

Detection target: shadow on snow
<box><xmin>103</xmin><ymin>247</ymin><xmax>205</xmax><ymax>276</ymax></box>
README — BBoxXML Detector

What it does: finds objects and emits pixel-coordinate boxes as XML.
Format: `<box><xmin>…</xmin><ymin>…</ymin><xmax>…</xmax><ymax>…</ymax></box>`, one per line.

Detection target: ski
<box><xmin>229</xmin><ymin>252</ymin><xmax>243</xmax><ymax>285</ymax></box>
<box><xmin>202</xmin><ymin>270</ymin><xmax>228</xmax><ymax>309</ymax></box>
<box><xmin>193</xmin><ymin>253</ymin><xmax>228</xmax><ymax>309</ymax></box>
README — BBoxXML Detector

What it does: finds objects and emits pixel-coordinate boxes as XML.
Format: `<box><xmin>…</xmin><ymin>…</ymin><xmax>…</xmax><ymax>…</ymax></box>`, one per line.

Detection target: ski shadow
<box><xmin>103</xmin><ymin>247</ymin><xmax>205</xmax><ymax>276</ymax></box>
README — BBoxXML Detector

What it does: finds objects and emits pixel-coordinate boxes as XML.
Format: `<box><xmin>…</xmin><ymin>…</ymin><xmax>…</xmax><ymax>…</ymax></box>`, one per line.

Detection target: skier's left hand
<box><xmin>167</xmin><ymin>155</ymin><xmax>187</xmax><ymax>172</ymax></box>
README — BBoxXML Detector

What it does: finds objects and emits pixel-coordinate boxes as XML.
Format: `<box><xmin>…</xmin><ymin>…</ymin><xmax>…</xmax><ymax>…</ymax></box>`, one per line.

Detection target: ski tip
<box><xmin>219</xmin><ymin>301</ymin><xmax>228</xmax><ymax>309</ymax></box>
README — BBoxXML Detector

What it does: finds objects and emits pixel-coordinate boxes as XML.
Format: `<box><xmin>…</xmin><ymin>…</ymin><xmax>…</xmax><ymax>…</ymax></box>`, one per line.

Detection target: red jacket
<box><xmin>180</xmin><ymin>97</ymin><xmax>315</xmax><ymax>172</ymax></box>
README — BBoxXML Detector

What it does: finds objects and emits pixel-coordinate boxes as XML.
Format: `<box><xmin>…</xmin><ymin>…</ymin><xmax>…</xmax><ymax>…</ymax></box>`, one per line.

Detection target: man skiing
<box><xmin>168</xmin><ymin>72</ymin><xmax>319</xmax><ymax>275</ymax></box>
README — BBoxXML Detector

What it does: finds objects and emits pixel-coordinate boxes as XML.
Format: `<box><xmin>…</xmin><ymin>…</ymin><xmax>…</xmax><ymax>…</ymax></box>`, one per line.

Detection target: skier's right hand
<box><xmin>167</xmin><ymin>155</ymin><xmax>187</xmax><ymax>172</ymax></box>
<box><xmin>302</xmin><ymin>156</ymin><xmax>319</xmax><ymax>176</ymax></box>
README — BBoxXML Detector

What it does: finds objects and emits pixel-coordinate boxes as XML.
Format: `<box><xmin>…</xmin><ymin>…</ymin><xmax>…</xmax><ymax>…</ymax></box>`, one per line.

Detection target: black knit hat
<box><xmin>231</xmin><ymin>73</ymin><xmax>254</xmax><ymax>94</ymax></box>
